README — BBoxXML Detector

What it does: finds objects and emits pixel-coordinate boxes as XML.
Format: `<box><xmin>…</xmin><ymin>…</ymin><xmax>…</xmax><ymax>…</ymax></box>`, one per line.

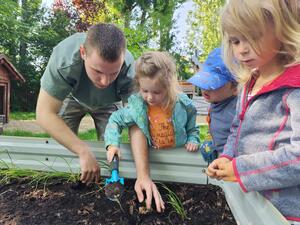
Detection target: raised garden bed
<box><xmin>0</xmin><ymin>136</ymin><xmax>290</xmax><ymax>225</ymax></box>
<box><xmin>0</xmin><ymin>173</ymin><xmax>236</xmax><ymax>225</ymax></box>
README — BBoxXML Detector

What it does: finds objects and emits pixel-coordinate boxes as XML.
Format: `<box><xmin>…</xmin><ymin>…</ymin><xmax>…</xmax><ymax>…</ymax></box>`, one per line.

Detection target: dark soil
<box><xmin>0</xmin><ymin>177</ymin><xmax>237</xmax><ymax>225</ymax></box>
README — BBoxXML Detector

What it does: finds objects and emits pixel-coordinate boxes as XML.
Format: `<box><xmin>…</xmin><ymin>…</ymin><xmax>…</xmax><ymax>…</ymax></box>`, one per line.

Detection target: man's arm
<box><xmin>36</xmin><ymin>88</ymin><xmax>100</xmax><ymax>183</ymax></box>
<box><xmin>129</xmin><ymin>125</ymin><xmax>165</xmax><ymax>212</ymax></box>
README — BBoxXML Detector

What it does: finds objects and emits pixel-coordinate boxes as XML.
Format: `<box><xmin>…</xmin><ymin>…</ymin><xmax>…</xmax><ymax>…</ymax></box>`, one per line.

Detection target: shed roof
<box><xmin>0</xmin><ymin>54</ymin><xmax>25</xmax><ymax>82</ymax></box>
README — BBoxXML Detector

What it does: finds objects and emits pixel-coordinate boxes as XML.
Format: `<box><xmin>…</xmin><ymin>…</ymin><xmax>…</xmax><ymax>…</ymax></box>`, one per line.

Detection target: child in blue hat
<box><xmin>188</xmin><ymin>47</ymin><xmax>238</xmax><ymax>162</ymax></box>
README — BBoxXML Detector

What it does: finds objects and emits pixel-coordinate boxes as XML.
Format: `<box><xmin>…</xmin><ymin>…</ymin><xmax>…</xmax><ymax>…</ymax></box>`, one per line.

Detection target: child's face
<box><xmin>230</xmin><ymin>23</ymin><xmax>281</xmax><ymax>73</ymax></box>
<box><xmin>139</xmin><ymin>77</ymin><xmax>167</xmax><ymax>107</ymax></box>
<box><xmin>201</xmin><ymin>82</ymin><xmax>237</xmax><ymax>103</ymax></box>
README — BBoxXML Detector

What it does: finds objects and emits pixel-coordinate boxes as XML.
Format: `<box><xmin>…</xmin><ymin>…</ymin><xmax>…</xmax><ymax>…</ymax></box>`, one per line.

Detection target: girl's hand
<box><xmin>185</xmin><ymin>143</ymin><xmax>199</xmax><ymax>152</ymax></box>
<box><xmin>215</xmin><ymin>161</ymin><xmax>237</xmax><ymax>182</ymax></box>
<box><xmin>106</xmin><ymin>145</ymin><xmax>121</xmax><ymax>163</ymax></box>
<box><xmin>206</xmin><ymin>157</ymin><xmax>230</xmax><ymax>179</ymax></box>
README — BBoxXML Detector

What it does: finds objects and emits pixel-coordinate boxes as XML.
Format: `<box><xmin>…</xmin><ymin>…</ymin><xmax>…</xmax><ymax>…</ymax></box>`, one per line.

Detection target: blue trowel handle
<box><xmin>112</xmin><ymin>154</ymin><xmax>119</xmax><ymax>171</ymax></box>
<box><xmin>105</xmin><ymin>154</ymin><xmax>124</xmax><ymax>185</ymax></box>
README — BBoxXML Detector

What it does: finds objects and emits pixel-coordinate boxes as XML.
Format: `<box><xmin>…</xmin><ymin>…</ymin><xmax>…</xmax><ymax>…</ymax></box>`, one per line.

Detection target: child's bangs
<box><xmin>222</xmin><ymin>1</ymin><xmax>267</xmax><ymax>53</ymax></box>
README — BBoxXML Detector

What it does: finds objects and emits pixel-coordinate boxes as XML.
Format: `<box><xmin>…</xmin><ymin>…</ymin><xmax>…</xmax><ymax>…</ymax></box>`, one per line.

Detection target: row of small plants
<box><xmin>0</xmin><ymin>151</ymin><xmax>188</xmax><ymax>221</ymax></box>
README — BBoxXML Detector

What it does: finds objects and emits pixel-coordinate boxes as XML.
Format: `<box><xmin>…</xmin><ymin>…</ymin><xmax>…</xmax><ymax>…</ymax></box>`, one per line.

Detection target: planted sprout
<box><xmin>0</xmin><ymin>151</ymin><xmax>81</xmax><ymax>188</ymax></box>
<box><xmin>161</xmin><ymin>183</ymin><xmax>188</xmax><ymax>221</ymax></box>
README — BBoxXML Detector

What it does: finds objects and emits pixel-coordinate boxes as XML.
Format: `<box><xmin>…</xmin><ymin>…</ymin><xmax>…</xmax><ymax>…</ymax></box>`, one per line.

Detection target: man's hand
<box><xmin>135</xmin><ymin>176</ymin><xmax>165</xmax><ymax>213</ymax></box>
<box><xmin>78</xmin><ymin>149</ymin><xmax>100</xmax><ymax>184</ymax></box>
<box><xmin>36</xmin><ymin>89</ymin><xmax>101</xmax><ymax>184</ymax></box>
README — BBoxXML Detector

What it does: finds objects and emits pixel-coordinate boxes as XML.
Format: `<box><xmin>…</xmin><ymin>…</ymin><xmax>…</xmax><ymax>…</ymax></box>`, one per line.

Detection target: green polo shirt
<box><xmin>41</xmin><ymin>33</ymin><xmax>135</xmax><ymax>110</ymax></box>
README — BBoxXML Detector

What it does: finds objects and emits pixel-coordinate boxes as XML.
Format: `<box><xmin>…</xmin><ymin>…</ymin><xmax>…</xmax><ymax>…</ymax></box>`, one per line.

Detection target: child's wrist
<box><xmin>106</xmin><ymin>145</ymin><xmax>112</xmax><ymax>151</ymax></box>
<box><xmin>106</xmin><ymin>145</ymin><xmax>119</xmax><ymax>152</ymax></box>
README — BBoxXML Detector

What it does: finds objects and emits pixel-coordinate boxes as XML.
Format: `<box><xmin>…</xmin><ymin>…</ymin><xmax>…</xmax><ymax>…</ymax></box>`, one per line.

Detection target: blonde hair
<box><xmin>134</xmin><ymin>51</ymin><xmax>180</xmax><ymax>109</ymax></box>
<box><xmin>221</xmin><ymin>0</ymin><xmax>300</xmax><ymax>84</ymax></box>
<box><xmin>282</xmin><ymin>0</ymin><xmax>300</xmax><ymax>23</ymax></box>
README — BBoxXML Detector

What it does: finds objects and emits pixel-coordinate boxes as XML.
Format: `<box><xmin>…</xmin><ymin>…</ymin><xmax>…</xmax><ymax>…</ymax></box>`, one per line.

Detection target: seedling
<box><xmin>161</xmin><ymin>183</ymin><xmax>188</xmax><ymax>221</ymax></box>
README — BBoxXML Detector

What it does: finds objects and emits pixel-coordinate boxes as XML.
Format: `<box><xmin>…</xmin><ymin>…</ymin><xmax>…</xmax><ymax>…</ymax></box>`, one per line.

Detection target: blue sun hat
<box><xmin>187</xmin><ymin>47</ymin><xmax>236</xmax><ymax>90</ymax></box>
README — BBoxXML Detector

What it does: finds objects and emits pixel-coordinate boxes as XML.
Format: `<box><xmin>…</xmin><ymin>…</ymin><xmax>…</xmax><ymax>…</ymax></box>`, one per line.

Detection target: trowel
<box><xmin>104</xmin><ymin>154</ymin><xmax>125</xmax><ymax>201</ymax></box>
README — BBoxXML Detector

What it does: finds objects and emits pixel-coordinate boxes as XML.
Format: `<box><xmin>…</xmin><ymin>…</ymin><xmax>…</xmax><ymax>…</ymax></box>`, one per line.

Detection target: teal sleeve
<box><xmin>104</xmin><ymin>106</ymin><xmax>135</xmax><ymax>148</ymax></box>
<box><xmin>186</xmin><ymin>102</ymin><xmax>200</xmax><ymax>145</ymax></box>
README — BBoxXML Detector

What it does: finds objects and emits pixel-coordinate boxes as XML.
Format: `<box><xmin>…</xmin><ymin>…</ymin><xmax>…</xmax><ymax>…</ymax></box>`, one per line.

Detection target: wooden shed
<box><xmin>0</xmin><ymin>54</ymin><xmax>25</xmax><ymax>123</ymax></box>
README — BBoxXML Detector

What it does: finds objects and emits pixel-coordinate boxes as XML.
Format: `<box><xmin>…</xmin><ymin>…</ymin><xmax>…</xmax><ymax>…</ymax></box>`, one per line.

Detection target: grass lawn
<box><xmin>3</xmin><ymin>126</ymin><xmax>208</xmax><ymax>143</ymax></box>
<box><xmin>2</xmin><ymin>127</ymin><xmax>130</xmax><ymax>142</ymax></box>
<box><xmin>6</xmin><ymin>112</ymin><xmax>208</xmax><ymax>142</ymax></box>
<box><xmin>10</xmin><ymin>112</ymin><xmax>36</xmax><ymax>120</ymax></box>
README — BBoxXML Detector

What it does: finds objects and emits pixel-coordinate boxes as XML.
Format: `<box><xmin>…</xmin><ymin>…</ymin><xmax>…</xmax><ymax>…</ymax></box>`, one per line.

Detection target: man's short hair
<box><xmin>84</xmin><ymin>23</ymin><xmax>126</xmax><ymax>62</ymax></box>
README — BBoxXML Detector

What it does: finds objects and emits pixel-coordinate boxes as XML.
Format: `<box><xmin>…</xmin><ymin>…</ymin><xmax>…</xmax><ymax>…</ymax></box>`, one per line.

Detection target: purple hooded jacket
<box><xmin>221</xmin><ymin>64</ymin><xmax>300</xmax><ymax>221</ymax></box>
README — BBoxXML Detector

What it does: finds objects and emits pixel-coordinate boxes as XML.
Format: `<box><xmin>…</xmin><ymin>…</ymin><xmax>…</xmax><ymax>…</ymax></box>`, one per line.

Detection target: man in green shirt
<box><xmin>36</xmin><ymin>23</ymin><xmax>164</xmax><ymax>212</ymax></box>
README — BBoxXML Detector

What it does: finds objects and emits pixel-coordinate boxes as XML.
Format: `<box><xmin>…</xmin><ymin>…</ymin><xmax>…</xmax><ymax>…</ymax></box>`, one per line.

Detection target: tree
<box><xmin>0</xmin><ymin>0</ymin><xmax>196</xmax><ymax>111</ymax></box>
<box><xmin>0</xmin><ymin>0</ymin><xmax>74</xmax><ymax>111</ymax></box>
<box><xmin>68</xmin><ymin>0</ymin><xmax>185</xmax><ymax>54</ymax></box>
<box><xmin>187</xmin><ymin>0</ymin><xmax>225</xmax><ymax>60</ymax></box>
<box><xmin>0</xmin><ymin>0</ymin><xmax>21</xmax><ymax>61</ymax></box>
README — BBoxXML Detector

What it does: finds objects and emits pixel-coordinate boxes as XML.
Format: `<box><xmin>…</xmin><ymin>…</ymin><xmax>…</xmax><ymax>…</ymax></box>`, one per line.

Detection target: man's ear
<box><xmin>80</xmin><ymin>45</ymin><xmax>86</xmax><ymax>60</ymax></box>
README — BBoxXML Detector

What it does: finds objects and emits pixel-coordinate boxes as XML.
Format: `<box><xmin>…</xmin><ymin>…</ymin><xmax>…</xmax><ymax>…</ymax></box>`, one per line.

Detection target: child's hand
<box><xmin>185</xmin><ymin>143</ymin><xmax>199</xmax><ymax>152</ymax></box>
<box><xmin>206</xmin><ymin>157</ymin><xmax>230</xmax><ymax>179</ymax></box>
<box><xmin>215</xmin><ymin>161</ymin><xmax>237</xmax><ymax>182</ymax></box>
<box><xmin>106</xmin><ymin>145</ymin><xmax>121</xmax><ymax>163</ymax></box>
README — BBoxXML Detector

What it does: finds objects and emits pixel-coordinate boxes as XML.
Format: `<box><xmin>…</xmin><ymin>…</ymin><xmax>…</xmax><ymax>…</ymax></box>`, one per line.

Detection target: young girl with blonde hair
<box><xmin>206</xmin><ymin>0</ymin><xmax>300</xmax><ymax>223</ymax></box>
<box><xmin>105</xmin><ymin>51</ymin><xmax>200</xmax><ymax>162</ymax></box>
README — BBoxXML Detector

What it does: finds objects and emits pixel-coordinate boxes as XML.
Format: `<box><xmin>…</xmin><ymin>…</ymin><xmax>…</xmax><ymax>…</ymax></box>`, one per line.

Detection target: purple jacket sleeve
<box><xmin>234</xmin><ymin>89</ymin><xmax>300</xmax><ymax>192</ymax></box>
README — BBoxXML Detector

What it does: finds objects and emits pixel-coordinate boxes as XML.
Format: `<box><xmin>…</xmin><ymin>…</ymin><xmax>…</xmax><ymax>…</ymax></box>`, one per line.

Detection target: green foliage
<box><xmin>2</xmin><ymin>127</ymin><xmax>130</xmax><ymax>143</ymax></box>
<box><xmin>10</xmin><ymin>112</ymin><xmax>36</xmax><ymax>120</ymax></box>
<box><xmin>199</xmin><ymin>124</ymin><xmax>209</xmax><ymax>142</ymax></box>
<box><xmin>0</xmin><ymin>0</ymin><xmax>202</xmax><ymax>112</ymax></box>
<box><xmin>0</xmin><ymin>165</ymin><xmax>79</xmax><ymax>186</ymax></box>
<box><xmin>161</xmin><ymin>183</ymin><xmax>188</xmax><ymax>220</ymax></box>
<box><xmin>2</xmin><ymin>130</ymin><xmax>50</xmax><ymax>138</ymax></box>
<box><xmin>71</xmin><ymin>0</ymin><xmax>185</xmax><ymax>53</ymax></box>
<box><xmin>0</xmin><ymin>150</ymin><xmax>80</xmax><ymax>185</ymax></box>
<box><xmin>123</xmin><ymin>26</ymin><xmax>151</xmax><ymax>59</ymax></box>
<box><xmin>9</xmin><ymin>0</ymin><xmax>45</xmax><ymax>111</ymax></box>
<box><xmin>187</xmin><ymin>0</ymin><xmax>225</xmax><ymax>59</ymax></box>
<box><xmin>78</xmin><ymin>129</ymin><xmax>98</xmax><ymax>140</ymax></box>
<box><xmin>0</xmin><ymin>0</ymin><xmax>21</xmax><ymax>57</ymax></box>
<box><xmin>173</xmin><ymin>53</ymin><xmax>194</xmax><ymax>80</ymax></box>
<box><xmin>150</xmin><ymin>0</ymin><xmax>185</xmax><ymax>51</ymax></box>
<box><xmin>4</xmin><ymin>114</ymin><xmax>205</xmax><ymax>143</ymax></box>
<box><xmin>121</xmin><ymin>128</ymin><xmax>129</xmax><ymax>144</ymax></box>
<box><xmin>0</xmin><ymin>0</ymin><xmax>73</xmax><ymax>111</ymax></box>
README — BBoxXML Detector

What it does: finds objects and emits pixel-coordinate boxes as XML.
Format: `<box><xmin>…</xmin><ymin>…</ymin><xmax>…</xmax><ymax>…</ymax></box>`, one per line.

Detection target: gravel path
<box><xmin>3</xmin><ymin>116</ymin><xmax>95</xmax><ymax>134</ymax></box>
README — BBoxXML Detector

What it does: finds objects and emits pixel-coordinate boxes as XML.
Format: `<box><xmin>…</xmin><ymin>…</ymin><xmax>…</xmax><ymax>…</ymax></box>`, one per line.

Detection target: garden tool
<box><xmin>105</xmin><ymin>154</ymin><xmax>125</xmax><ymax>201</ymax></box>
